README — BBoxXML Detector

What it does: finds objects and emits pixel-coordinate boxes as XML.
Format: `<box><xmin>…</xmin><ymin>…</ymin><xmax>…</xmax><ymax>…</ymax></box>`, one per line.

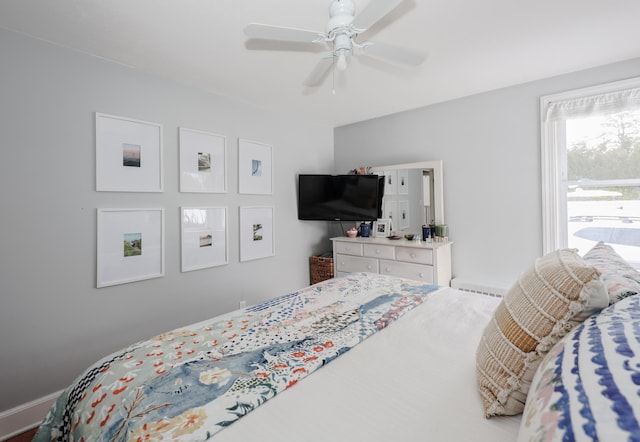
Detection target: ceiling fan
<box><xmin>244</xmin><ymin>0</ymin><xmax>426</xmax><ymax>87</ymax></box>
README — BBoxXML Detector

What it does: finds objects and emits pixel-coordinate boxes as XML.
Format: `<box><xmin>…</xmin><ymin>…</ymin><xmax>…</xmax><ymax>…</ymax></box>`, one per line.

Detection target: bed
<box><xmin>33</xmin><ymin>272</ymin><xmax>521</xmax><ymax>441</ymax></box>
<box><xmin>34</xmin><ymin>241</ymin><xmax>640</xmax><ymax>441</ymax></box>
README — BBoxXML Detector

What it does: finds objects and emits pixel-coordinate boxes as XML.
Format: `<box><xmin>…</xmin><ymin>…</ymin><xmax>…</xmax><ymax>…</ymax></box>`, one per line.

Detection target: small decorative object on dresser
<box><xmin>331</xmin><ymin>236</ymin><xmax>452</xmax><ymax>285</ymax></box>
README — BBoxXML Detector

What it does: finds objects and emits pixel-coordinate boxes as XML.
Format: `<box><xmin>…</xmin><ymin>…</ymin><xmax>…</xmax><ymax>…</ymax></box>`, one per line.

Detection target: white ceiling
<box><xmin>2</xmin><ymin>0</ymin><xmax>640</xmax><ymax>127</ymax></box>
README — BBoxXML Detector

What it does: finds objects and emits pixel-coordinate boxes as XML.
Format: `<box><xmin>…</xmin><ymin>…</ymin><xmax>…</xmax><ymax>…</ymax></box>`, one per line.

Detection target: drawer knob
<box><xmin>418</xmin><ymin>272</ymin><xmax>424</xmax><ymax>278</ymax></box>
<box><xmin>410</xmin><ymin>253</ymin><xmax>416</xmax><ymax>258</ymax></box>
<box><xmin>385</xmin><ymin>267</ymin><xmax>390</xmax><ymax>272</ymax></box>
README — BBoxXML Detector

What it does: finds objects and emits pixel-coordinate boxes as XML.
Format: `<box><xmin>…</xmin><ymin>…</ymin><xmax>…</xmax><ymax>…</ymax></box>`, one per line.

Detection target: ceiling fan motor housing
<box><xmin>328</xmin><ymin>0</ymin><xmax>357</xmax><ymax>60</ymax></box>
<box><xmin>327</xmin><ymin>0</ymin><xmax>355</xmax><ymax>34</ymax></box>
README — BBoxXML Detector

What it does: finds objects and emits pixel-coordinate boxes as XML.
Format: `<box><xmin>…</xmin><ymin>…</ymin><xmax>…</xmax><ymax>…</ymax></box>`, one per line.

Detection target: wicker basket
<box><xmin>309</xmin><ymin>255</ymin><xmax>334</xmax><ymax>285</ymax></box>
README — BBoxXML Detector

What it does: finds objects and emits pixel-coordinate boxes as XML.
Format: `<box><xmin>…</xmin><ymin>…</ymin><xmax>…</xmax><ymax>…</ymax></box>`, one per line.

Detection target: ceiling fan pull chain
<box><xmin>332</xmin><ymin>71</ymin><xmax>336</xmax><ymax>95</ymax></box>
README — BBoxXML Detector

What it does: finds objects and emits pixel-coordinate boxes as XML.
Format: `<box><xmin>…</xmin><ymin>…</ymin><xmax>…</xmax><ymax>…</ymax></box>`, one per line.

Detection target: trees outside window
<box><xmin>566</xmin><ymin>111</ymin><xmax>640</xmax><ymax>267</ymax></box>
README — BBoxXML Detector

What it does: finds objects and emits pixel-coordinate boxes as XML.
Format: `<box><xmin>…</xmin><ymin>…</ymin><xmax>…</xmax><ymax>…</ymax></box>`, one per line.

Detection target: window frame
<box><xmin>541</xmin><ymin>77</ymin><xmax>640</xmax><ymax>254</ymax></box>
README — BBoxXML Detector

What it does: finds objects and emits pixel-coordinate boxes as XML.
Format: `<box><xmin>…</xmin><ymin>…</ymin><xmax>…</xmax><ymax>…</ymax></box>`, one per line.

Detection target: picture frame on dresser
<box><xmin>374</xmin><ymin>219</ymin><xmax>391</xmax><ymax>237</ymax></box>
<box><xmin>95</xmin><ymin>113</ymin><xmax>163</xmax><ymax>192</ymax></box>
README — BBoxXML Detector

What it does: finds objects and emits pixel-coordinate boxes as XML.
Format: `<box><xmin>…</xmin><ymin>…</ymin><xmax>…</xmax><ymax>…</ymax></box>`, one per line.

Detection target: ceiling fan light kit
<box><xmin>244</xmin><ymin>0</ymin><xmax>425</xmax><ymax>87</ymax></box>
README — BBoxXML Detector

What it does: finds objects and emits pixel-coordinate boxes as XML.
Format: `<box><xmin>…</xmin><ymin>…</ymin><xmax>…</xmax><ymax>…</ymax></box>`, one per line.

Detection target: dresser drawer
<box><xmin>335</xmin><ymin>254</ymin><xmax>379</xmax><ymax>273</ymax></box>
<box><xmin>334</xmin><ymin>241</ymin><xmax>364</xmax><ymax>256</ymax></box>
<box><xmin>395</xmin><ymin>246</ymin><xmax>433</xmax><ymax>265</ymax></box>
<box><xmin>379</xmin><ymin>260</ymin><xmax>434</xmax><ymax>283</ymax></box>
<box><xmin>363</xmin><ymin>243</ymin><xmax>395</xmax><ymax>260</ymax></box>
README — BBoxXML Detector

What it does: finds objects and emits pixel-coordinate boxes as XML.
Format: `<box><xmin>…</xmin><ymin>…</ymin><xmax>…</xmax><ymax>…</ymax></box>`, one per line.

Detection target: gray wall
<box><xmin>335</xmin><ymin>58</ymin><xmax>640</xmax><ymax>289</ymax></box>
<box><xmin>0</xmin><ymin>29</ymin><xmax>333</xmax><ymax>412</ymax></box>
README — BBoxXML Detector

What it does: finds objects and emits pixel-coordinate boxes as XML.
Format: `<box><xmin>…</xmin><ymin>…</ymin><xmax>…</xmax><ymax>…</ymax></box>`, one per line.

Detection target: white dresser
<box><xmin>331</xmin><ymin>236</ymin><xmax>452</xmax><ymax>286</ymax></box>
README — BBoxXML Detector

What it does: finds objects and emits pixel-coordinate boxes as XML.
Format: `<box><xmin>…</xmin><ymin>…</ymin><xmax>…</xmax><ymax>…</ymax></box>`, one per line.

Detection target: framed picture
<box><xmin>397</xmin><ymin>169</ymin><xmax>409</xmax><ymax>195</ymax></box>
<box><xmin>398</xmin><ymin>200</ymin><xmax>410</xmax><ymax>229</ymax></box>
<box><xmin>96</xmin><ymin>113</ymin><xmax>163</xmax><ymax>192</ymax></box>
<box><xmin>374</xmin><ymin>219</ymin><xmax>391</xmax><ymax>237</ymax></box>
<box><xmin>179</xmin><ymin>128</ymin><xmax>227</xmax><ymax>193</ymax></box>
<box><xmin>181</xmin><ymin>207</ymin><xmax>228</xmax><ymax>272</ymax></box>
<box><xmin>384</xmin><ymin>199</ymin><xmax>398</xmax><ymax>226</ymax></box>
<box><xmin>97</xmin><ymin>208</ymin><xmax>164</xmax><ymax>288</ymax></box>
<box><xmin>240</xmin><ymin>206</ymin><xmax>275</xmax><ymax>262</ymax></box>
<box><xmin>238</xmin><ymin>139</ymin><xmax>273</xmax><ymax>195</ymax></box>
<box><xmin>383</xmin><ymin>170</ymin><xmax>397</xmax><ymax>195</ymax></box>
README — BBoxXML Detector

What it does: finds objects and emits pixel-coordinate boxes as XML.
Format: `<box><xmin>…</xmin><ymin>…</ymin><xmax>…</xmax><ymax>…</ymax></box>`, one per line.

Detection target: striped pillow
<box><xmin>476</xmin><ymin>249</ymin><xmax>608</xmax><ymax>417</ymax></box>
<box><xmin>518</xmin><ymin>295</ymin><xmax>640</xmax><ymax>441</ymax></box>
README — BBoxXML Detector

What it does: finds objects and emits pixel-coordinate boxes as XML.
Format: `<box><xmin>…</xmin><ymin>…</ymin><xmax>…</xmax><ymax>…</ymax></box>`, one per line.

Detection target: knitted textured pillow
<box><xmin>476</xmin><ymin>249</ymin><xmax>608</xmax><ymax>418</ymax></box>
<box><xmin>582</xmin><ymin>241</ymin><xmax>640</xmax><ymax>304</ymax></box>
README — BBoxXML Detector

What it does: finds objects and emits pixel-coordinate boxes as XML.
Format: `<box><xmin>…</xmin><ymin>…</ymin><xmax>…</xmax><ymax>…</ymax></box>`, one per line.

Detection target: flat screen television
<box><xmin>297</xmin><ymin>174</ymin><xmax>384</xmax><ymax>221</ymax></box>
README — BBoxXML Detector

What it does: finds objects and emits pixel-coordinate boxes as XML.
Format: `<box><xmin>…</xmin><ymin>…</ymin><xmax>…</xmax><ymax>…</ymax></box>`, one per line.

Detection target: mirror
<box><xmin>369</xmin><ymin>160</ymin><xmax>444</xmax><ymax>234</ymax></box>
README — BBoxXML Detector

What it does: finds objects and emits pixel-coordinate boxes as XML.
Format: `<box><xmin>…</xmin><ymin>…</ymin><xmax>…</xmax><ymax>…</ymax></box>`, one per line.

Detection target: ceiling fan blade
<box><xmin>351</xmin><ymin>0</ymin><xmax>405</xmax><ymax>31</ymax></box>
<box><xmin>244</xmin><ymin>23</ymin><xmax>324</xmax><ymax>43</ymax></box>
<box><xmin>304</xmin><ymin>56</ymin><xmax>334</xmax><ymax>87</ymax></box>
<box><xmin>362</xmin><ymin>41</ymin><xmax>426</xmax><ymax>66</ymax></box>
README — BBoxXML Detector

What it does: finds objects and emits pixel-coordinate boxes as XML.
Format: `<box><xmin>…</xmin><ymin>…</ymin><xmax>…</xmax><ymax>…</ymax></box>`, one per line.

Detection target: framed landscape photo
<box><xmin>238</xmin><ymin>139</ymin><xmax>273</xmax><ymax>195</ymax></box>
<box><xmin>179</xmin><ymin>128</ymin><xmax>227</xmax><ymax>193</ymax></box>
<box><xmin>181</xmin><ymin>206</ymin><xmax>228</xmax><ymax>272</ymax></box>
<box><xmin>95</xmin><ymin>113</ymin><xmax>163</xmax><ymax>192</ymax></box>
<box><xmin>240</xmin><ymin>206</ymin><xmax>274</xmax><ymax>262</ymax></box>
<box><xmin>97</xmin><ymin>208</ymin><xmax>164</xmax><ymax>288</ymax></box>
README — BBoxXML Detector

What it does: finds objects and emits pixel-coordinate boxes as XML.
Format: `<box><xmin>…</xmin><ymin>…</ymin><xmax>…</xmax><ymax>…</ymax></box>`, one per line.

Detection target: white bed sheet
<box><xmin>214</xmin><ymin>287</ymin><xmax>521</xmax><ymax>441</ymax></box>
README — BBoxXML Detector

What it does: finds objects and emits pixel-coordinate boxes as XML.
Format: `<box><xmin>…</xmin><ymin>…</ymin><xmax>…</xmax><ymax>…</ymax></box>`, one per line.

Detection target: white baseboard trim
<box><xmin>0</xmin><ymin>391</ymin><xmax>61</xmax><ymax>441</ymax></box>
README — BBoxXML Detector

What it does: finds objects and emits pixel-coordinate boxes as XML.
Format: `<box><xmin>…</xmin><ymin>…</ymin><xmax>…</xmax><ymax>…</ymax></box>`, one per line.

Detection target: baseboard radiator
<box><xmin>450</xmin><ymin>278</ymin><xmax>508</xmax><ymax>298</ymax></box>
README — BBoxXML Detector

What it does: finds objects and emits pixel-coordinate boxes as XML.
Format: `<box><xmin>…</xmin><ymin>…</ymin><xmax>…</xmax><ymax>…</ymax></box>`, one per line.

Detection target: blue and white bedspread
<box><xmin>34</xmin><ymin>273</ymin><xmax>440</xmax><ymax>441</ymax></box>
<box><xmin>519</xmin><ymin>294</ymin><xmax>640</xmax><ymax>441</ymax></box>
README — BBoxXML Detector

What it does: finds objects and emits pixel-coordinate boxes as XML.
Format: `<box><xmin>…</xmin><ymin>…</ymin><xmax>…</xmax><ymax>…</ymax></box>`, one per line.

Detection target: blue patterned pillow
<box><xmin>518</xmin><ymin>295</ymin><xmax>640</xmax><ymax>441</ymax></box>
<box><xmin>583</xmin><ymin>241</ymin><xmax>640</xmax><ymax>304</ymax></box>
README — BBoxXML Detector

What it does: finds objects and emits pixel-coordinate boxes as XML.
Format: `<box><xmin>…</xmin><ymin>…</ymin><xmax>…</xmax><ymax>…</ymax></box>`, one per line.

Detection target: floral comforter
<box><xmin>34</xmin><ymin>273</ymin><xmax>439</xmax><ymax>441</ymax></box>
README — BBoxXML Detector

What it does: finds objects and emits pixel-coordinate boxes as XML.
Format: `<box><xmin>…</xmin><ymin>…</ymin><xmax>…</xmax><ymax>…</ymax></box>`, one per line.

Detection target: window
<box><xmin>541</xmin><ymin>78</ymin><xmax>640</xmax><ymax>268</ymax></box>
